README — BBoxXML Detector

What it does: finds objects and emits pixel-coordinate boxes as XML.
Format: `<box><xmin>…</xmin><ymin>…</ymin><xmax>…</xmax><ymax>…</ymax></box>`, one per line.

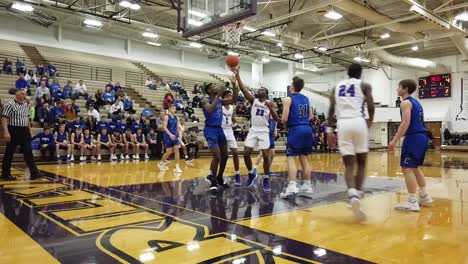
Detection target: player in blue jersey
<box><xmin>97</xmin><ymin>127</ymin><xmax>115</xmax><ymax>161</ymax></box>
<box><xmin>71</xmin><ymin>127</ymin><xmax>85</xmax><ymax>162</ymax></box>
<box><xmin>111</xmin><ymin>129</ymin><xmax>126</xmax><ymax>160</ymax></box>
<box><xmin>55</xmin><ymin>124</ymin><xmax>72</xmax><ymax>163</ymax></box>
<box><xmin>32</xmin><ymin>127</ymin><xmax>55</xmax><ymax>161</ymax></box>
<box><xmin>160</xmin><ymin>105</ymin><xmax>182</xmax><ymax>173</ymax></box>
<box><xmin>389</xmin><ymin>79</ymin><xmax>433</xmax><ymax>212</ymax></box>
<box><xmin>134</xmin><ymin>127</ymin><xmax>149</xmax><ymax>160</ymax></box>
<box><xmin>280</xmin><ymin>77</ymin><xmax>314</xmax><ymax>198</ymax></box>
<box><xmin>123</xmin><ymin>128</ymin><xmax>136</xmax><ymax>160</ymax></box>
<box><xmin>203</xmin><ymin>70</ymin><xmax>238</xmax><ymax>192</ymax></box>
<box><xmin>83</xmin><ymin>128</ymin><xmax>96</xmax><ymax>161</ymax></box>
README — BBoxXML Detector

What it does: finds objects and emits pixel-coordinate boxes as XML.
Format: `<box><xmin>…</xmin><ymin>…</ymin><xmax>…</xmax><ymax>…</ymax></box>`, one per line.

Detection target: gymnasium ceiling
<box><xmin>0</xmin><ymin>0</ymin><xmax>467</xmax><ymax>72</ymax></box>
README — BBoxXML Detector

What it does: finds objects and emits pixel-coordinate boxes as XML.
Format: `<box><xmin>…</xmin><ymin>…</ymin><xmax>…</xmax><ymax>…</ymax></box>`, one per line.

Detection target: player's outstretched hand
<box><xmin>230</xmin><ymin>66</ymin><xmax>240</xmax><ymax>77</ymax></box>
<box><xmin>217</xmin><ymin>85</ymin><xmax>225</xmax><ymax>97</ymax></box>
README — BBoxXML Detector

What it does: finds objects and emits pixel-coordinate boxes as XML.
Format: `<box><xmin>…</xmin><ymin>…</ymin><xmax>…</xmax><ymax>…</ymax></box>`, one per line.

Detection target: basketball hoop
<box><xmin>223</xmin><ymin>20</ymin><xmax>245</xmax><ymax>47</ymax></box>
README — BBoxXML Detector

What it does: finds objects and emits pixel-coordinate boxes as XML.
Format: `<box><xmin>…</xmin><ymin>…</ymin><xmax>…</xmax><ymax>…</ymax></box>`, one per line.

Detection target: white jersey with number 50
<box><xmin>335</xmin><ymin>78</ymin><xmax>366</xmax><ymax>119</ymax></box>
<box><xmin>250</xmin><ymin>98</ymin><xmax>270</xmax><ymax>131</ymax></box>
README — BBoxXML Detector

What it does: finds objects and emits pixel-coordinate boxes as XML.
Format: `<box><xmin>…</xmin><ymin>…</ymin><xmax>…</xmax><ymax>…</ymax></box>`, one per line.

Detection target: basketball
<box><xmin>226</xmin><ymin>54</ymin><xmax>239</xmax><ymax>68</ymax></box>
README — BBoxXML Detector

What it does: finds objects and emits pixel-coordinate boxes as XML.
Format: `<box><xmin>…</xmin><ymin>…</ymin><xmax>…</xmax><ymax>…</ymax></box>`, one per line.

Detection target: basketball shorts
<box><xmin>163</xmin><ymin>134</ymin><xmax>179</xmax><ymax>148</ymax></box>
<box><xmin>223</xmin><ymin>128</ymin><xmax>238</xmax><ymax>149</ymax></box>
<box><xmin>269</xmin><ymin>133</ymin><xmax>275</xmax><ymax>149</ymax></box>
<box><xmin>286</xmin><ymin>125</ymin><xmax>313</xmax><ymax>156</ymax></box>
<box><xmin>204</xmin><ymin>126</ymin><xmax>227</xmax><ymax>149</ymax></box>
<box><xmin>337</xmin><ymin>117</ymin><xmax>369</xmax><ymax>156</ymax></box>
<box><xmin>401</xmin><ymin>133</ymin><xmax>428</xmax><ymax>168</ymax></box>
<box><xmin>57</xmin><ymin>142</ymin><xmax>68</xmax><ymax>150</ymax></box>
<box><xmin>244</xmin><ymin>128</ymin><xmax>270</xmax><ymax>150</ymax></box>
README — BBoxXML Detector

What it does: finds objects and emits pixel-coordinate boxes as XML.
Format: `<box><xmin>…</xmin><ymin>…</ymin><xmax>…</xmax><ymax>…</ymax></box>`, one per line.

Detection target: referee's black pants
<box><xmin>1</xmin><ymin>126</ymin><xmax>38</xmax><ymax>177</ymax></box>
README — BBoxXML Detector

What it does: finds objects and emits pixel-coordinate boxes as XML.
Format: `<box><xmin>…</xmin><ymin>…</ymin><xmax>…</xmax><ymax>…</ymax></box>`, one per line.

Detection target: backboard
<box><xmin>179</xmin><ymin>0</ymin><xmax>257</xmax><ymax>38</ymax></box>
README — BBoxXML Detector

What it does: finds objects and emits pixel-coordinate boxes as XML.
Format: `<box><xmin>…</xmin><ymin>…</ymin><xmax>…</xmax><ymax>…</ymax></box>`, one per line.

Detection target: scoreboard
<box><xmin>418</xmin><ymin>74</ymin><xmax>451</xmax><ymax>99</ymax></box>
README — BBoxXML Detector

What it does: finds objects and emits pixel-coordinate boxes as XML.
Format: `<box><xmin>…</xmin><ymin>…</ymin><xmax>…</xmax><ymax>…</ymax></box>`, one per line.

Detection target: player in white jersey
<box><xmin>238</xmin><ymin>84</ymin><xmax>279</xmax><ymax>191</ymax></box>
<box><xmin>221</xmin><ymin>90</ymin><xmax>241</xmax><ymax>185</ymax></box>
<box><xmin>327</xmin><ymin>63</ymin><xmax>375</xmax><ymax>222</ymax></box>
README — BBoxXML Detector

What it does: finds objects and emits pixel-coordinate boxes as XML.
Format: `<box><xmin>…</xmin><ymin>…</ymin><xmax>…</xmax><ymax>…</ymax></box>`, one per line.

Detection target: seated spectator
<box><xmin>186</xmin><ymin>129</ymin><xmax>199</xmax><ymax>158</ymax></box>
<box><xmin>109</xmin><ymin>100</ymin><xmax>123</xmax><ymax>120</ymax></box>
<box><xmin>37</xmin><ymin>64</ymin><xmax>45</xmax><ymax>76</ymax></box>
<box><xmin>15</xmin><ymin>58</ymin><xmax>26</xmax><ymax>75</ymax></box>
<box><xmin>35</xmin><ymin>81</ymin><xmax>51</xmax><ymax>104</ymax></box>
<box><xmin>163</xmin><ymin>92</ymin><xmax>174</xmax><ymax>109</ymax></box>
<box><xmin>46</xmin><ymin>63</ymin><xmax>58</xmax><ymax>78</ymax></box>
<box><xmin>53</xmin><ymin>86</ymin><xmax>64</xmax><ymax>103</ymax></box>
<box><xmin>115</xmin><ymin>89</ymin><xmax>124</xmax><ymax>99</ymax></box>
<box><xmin>26</xmin><ymin>96</ymin><xmax>35</xmax><ymax>123</ymax></box>
<box><xmin>444</xmin><ymin>128</ymin><xmax>452</xmax><ymax>145</ymax></box>
<box><xmin>179</xmin><ymin>86</ymin><xmax>188</xmax><ymax>101</ymax></box>
<box><xmin>192</xmin><ymin>82</ymin><xmax>201</xmax><ymax>94</ymax></box>
<box><xmin>103</xmin><ymin>86</ymin><xmax>115</xmax><ymax>104</ymax></box>
<box><xmin>184</xmin><ymin>105</ymin><xmax>199</xmax><ymax>123</ymax></box>
<box><xmin>2</xmin><ymin>58</ymin><xmax>13</xmax><ymax>74</ymax></box>
<box><xmin>146</xmin><ymin>128</ymin><xmax>158</xmax><ymax>159</ymax></box>
<box><xmin>123</xmin><ymin>97</ymin><xmax>134</xmax><ymax>113</ymax></box>
<box><xmin>38</xmin><ymin>76</ymin><xmax>49</xmax><ymax>88</ymax></box>
<box><xmin>85</xmin><ymin>116</ymin><xmax>97</xmax><ymax>136</ymax></box>
<box><xmin>192</xmin><ymin>95</ymin><xmax>202</xmax><ymax>108</ymax></box>
<box><xmin>62</xmin><ymin>80</ymin><xmax>73</xmax><ymax>99</ymax></box>
<box><xmin>25</xmin><ymin>70</ymin><xmax>37</xmax><ymax>87</ymax></box>
<box><xmin>97</xmin><ymin>127</ymin><xmax>116</xmax><ymax>161</ymax></box>
<box><xmin>161</xmin><ymin>79</ymin><xmax>170</xmax><ymax>90</ymax></box>
<box><xmin>32</xmin><ymin>128</ymin><xmax>56</xmax><ymax>161</ymax></box>
<box><xmin>97</xmin><ymin>119</ymin><xmax>109</xmax><ymax>134</ymax></box>
<box><xmin>71</xmin><ymin>99</ymin><xmax>80</xmax><ymax>114</ymax></box>
<box><xmin>37</xmin><ymin>102</ymin><xmax>51</xmax><ymax>128</ymax></box>
<box><xmin>141</xmin><ymin>104</ymin><xmax>153</xmax><ymax>118</ymax></box>
<box><xmin>70</xmin><ymin>116</ymin><xmax>86</xmax><ymax>133</ymax></box>
<box><xmin>64</xmin><ymin>103</ymin><xmax>76</xmax><ymax>121</ymax></box>
<box><xmin>16</xmin><ymin>74</ymin><xmax>29</xmax><ymax>94</ymax></box>
<box><xmin>113</xmin><ymin>82</ymin><xmax>122</xmax><ymax>93</ymax></box>
<box><xmin>174</xmin><ymin>97</ymin><xmax>184</xmax><ymax>112</ymax></box>
<box><xmin>73</xmin><ymin>80</ymin><xmax>88</xmax><ymax>99</ymax></box>
<box><xmin>172</xmin><ymin>80</ymin><xmax>181</xmax><ymax>92</ymax></box>
<box><xmin>51</xmin><ymin>101</ymin><xmax>65</xmax><ymax>125</ymax></box>
<box><xmin>94</xmin><ymin>89</ymin><xmax>105</xmax><ymax>110</ymax></box>
<box><xmin>87</xmin><ymin>105</ymin><xmax>101</xmax><ymax>122</ymax></box>
<box><xmin>145</xmin><ymin>77</ymin><xmax>156</xmax><ymax>90</ymax></box>
<box><xmin>50</xmin><ymin>79</ymin><xmax>61</xmax><ymax>99</ymax></box>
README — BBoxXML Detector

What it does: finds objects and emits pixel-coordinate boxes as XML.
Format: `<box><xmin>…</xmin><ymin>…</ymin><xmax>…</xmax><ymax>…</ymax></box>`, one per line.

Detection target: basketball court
<box><xmin>1</xmin><ymin>0</ymin><xmax>468</xmax><ymax>263</ymax></box>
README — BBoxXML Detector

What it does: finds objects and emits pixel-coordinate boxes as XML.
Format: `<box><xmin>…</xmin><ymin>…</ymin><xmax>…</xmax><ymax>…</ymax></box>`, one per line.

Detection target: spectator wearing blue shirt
<box><xmin>16</xmin><ymin>58</ymin><xmax>26</xmax><ymax>75</ymax></box>
<box><xmin>3</xmin><ymin>58</ymin><xmax>13</xmax><ymax>74</ymax></box>
<box><xmin>141</xmin><ymin>104</ymin><xmax>153</xmax><ymax>118</ymax></box>
<box><xmin>62</xmin><ymin>80</ymin><xmax>73</xmax><ymax>99</ymax></box>
<box><xmin>113</xmin><ymin>82</ymin><xmax>122</xmax><ymax>93</ymax></box>
<box><xmin>50</xmin><ymin>79</ymin><xmax>60</xmax><ymax>98</ymax></box>
<box><xmin>47</xmin><ymin>64</ymin><xmax>57</xmax><ymax>78</ymax></box>
<box><xmin>103</xmin><ymin>86</ymin><xmax>115</xmax><ymax>104</ymax></box>
<box><xmin>70</xmin><ymin>116</ymin><xmax>86</xmax><ymax>133</ymax></box>
<box><xmin>123</xmin><ymin>97</ymin><xmax>134</xmax><ymax>113</ymax></box>
<box><xmin>172</xmin><ymin>80</ymin><xmax>181</xmax><ymax>92</ymax></box>
<box><xmin>50</xmin><ymin>101</ymin><xmax>64</xmax><ymax>125</ymax></box>
<box><xmin>116</xmin><ymin>119</ymin><xmax>127</xmax><ymax>133</ymax></box>
<box><xmin>37</xmin><ymin>103</ymin><xmax>52</xmax><ymax>128</ymax></box>
<box><xmin>37</xmin><ymin>64</ymin><xmax>45</xmax><ymax>76</ymax></box>
<box><xmin>53</xmin><ymin>87</ymin><xmax>63</xmax><ymax>103</ymax></box>
<box><xmin>108</xmin><ymin>119</ymin><xmax>118</xmax><ymax>134</ymax></box>
<box><xmin>131</xmin><ymin>122</ymin><xmax>141</xmax><ymax>134</ymax></box>
<box><xmin>145</xmin><ymin>77</ymin><xmax>156</xmax><ymax>90</ymax></box>
<box><xmin>15</xmin><ymin>74</ymin><xmax>30</xmax><ymax>95</ymax></box>
<box><xmin>32</xmin><ymin>128</ymin><xmax>56</xmax><ymax>160</ymax></box>
<box><xmin>97</xmin><ymin>120</ymin><xmax>109</xmax><ymax>133</ymax></box>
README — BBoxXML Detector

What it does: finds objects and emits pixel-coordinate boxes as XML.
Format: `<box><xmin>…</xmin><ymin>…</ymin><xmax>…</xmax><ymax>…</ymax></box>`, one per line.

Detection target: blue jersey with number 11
<box><xmin>288</xmin><ymin>93</ymin><xmax>310</xmax><ymax>126</ymax></box>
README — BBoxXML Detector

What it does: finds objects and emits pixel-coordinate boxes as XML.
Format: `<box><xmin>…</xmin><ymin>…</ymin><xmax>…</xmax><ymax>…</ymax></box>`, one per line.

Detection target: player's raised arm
<box><xmin>281</xmin><ymin>97</ymin><xmax>292</xmax><ymax>124</ymax></box>
<box><xmin>327</xmin><ymin>88</ymin><xmax>336</xmax><ymax>127</ymax></box>
<box><xmin>234</xmin><ymin>68</ymin><xmax>255</xmax><ymax>104</ymax></box>
<box><xmin>222</xmin><ymin>68</ymin><xmax>239</xmax><ymax>104</ymax></box>
<box><xmin>202</xmin><ymin>96</ymin><xmax>220</xmax><ymax>114</ymax></box>
<box><xmin>362</xmin><ymin>82</ymin><xmax>375</xmax><ymax>128</ymax></box>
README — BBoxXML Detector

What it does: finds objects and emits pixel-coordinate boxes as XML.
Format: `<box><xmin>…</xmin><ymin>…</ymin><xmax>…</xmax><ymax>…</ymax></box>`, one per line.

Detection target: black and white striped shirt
<box><xmin>2</xmin><ymin>100</ymin><xmax>30</xmax><ymax>127</ymax></box>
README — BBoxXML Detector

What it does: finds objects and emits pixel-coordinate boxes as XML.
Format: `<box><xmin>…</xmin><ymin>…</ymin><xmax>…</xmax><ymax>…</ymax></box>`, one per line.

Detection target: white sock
<box><xmin>176</xmin><ymin>164</ymin><xmax>180</xmax><ymax>169</ymax></box>
<box><xmin>235</xmin><ymin>171</ymin><xmax>240</xmax><ymax>175</ymax></box>
<box><xmin>408</xmin><ymin>193</ymin><xmax>417</xmax><ymax>203</ymax></box>
<box><xmin>303</xmin><ymin>180</ymin><xmax>311</xmax><ymax>186</ymax></box>
<box><xmin>348</xmin><ymin>188</ymin><xmax>359</xmax><ymax>199</ymax></box>
<box><xmin>288</xmin><ymin>180</ymin><xmax>297</xmax><ymax>187</ymax></box>
<box><xmin>185</xmin><ymin>155</ymin><xmax>188</xmax><ymax>159</ymax></box>
<box><xmin>419</xmin><ymin>188</ymin><xmax>427</xmax><ymax>197</ymax></box>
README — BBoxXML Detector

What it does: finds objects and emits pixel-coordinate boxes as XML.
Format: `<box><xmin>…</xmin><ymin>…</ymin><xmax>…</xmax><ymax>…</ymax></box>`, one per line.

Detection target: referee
<box><xmin>1</xmin><ymin>89</ymin><xmax>41</xmax><ymax>180</ymax></box>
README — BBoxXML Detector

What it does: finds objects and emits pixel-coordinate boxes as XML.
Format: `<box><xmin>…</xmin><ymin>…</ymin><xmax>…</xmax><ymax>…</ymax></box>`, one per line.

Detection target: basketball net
<box><xmin>223</xmin><ymin>20</ymin><xmax>245</xmax><ymax>48</ymax></box>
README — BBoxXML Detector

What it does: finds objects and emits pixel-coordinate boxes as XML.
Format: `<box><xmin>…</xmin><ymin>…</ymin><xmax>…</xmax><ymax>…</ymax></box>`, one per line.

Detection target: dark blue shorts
<box><xmin>163</xmin><ymin>134</ymin><xmax>179</xmax><ymax>148</ymax></box>
<box><xmin>286</xmin><ymin>125</ymin><xmax>313</xmax><ymax>157</ymax></box>
<box><xmin>204</xmin><ymin>127</ymin><xmax>227</xmax><ymax>149</ymax></box>
<box><xmin>401</xmin><ymin>133</ymin><xmax>428</xmax><ymax>168</ymax></box>
<box><xmin>269</xmin><ymin>133</ymin><xmax>275</xmax><ymax>149</ymax></box>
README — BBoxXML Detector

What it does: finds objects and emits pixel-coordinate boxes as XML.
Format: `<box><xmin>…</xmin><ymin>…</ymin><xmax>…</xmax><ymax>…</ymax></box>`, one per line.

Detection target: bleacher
<box><xmin>0</xmin><ymin>40</ymin><xmax>286</xmax><ymax>160</ymax></box>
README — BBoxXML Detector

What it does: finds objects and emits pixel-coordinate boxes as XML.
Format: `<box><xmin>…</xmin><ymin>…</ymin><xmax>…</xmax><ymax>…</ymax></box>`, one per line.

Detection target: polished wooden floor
<box><xmin>1</xmin><ymin>150</ymin><xmax>468</xmax><ymax>263</ymax></box>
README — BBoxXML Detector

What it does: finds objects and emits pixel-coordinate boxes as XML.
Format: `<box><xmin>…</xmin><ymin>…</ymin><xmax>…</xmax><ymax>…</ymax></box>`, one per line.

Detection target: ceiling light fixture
<box><xmin>189</xmin><ymin>42</ymin><xmax>203</xmax><ymax>48</ymax></box>
<box><xmin>411</xmin><ymin>45</ymin><xmax>419</xmax><ymax>51</ymax></box>
<box><xmin>11</xmin><ymin>2</ymin><xmax>34</xmax><ymax>12</ymax></box>
<box><xmin>354</xmin><ymin>56</ymin><xmax>370</xmax><ymax>63</ymax></box>
<box><xmin>277</xmin><ymin>42</ymin><xmax>283</xmax><ymax>47</ymax></box>
<box><xmin>119</xmin><ymin>0</ymin><xmax>131</xmax><ymax>8</ymax></box>
<box><xmin>147</xmin><ymin>41</ymin><xmax>161</xmax><ymax>46</ymax></box>
<box><xmin>129</xmin><ymin>3</ymin><xmax>140</xmax><ymax>10</ymax></box>
<box><xmin>261</xmin><ymin>31</ymin><xmax>276</xmax><ymax>37</ymax></box>
<box><xmin>294</xmin><ymin>53</ymin><xmax>304</xmax><ymax>59</ymax></box>
<box><xmin>188</xmin><ymin>10</ymin><xmax>207</xmax><ymax>18</ymax></box>
<box><xmin>227</xmin><ymin>51</ymin><xmax>239</xmax><ymax>56</ymax></box>
<box><xmin>261</xmin><ymin>57</ymin><xmax>271</xmax><ymax>63</ymax></box>
<box><xmin>188</xmin><ymin>19</ymin><xmax>203</xmax><ymax>27</ymax></box>
<box><xmin>142</xmin><ymin>32</ymin><xmax>158</xmax><ymax>38</ymax></box>
<box><xmin>295</xmin><ymin>71</ymin><xmax>304</xmax><ymax>75</ymax></box>
<box><xmin>243</xmin><ymin>26</ymin><xmax>256</xmax><ymax>32</ymax></box>
<box><xmin>380</xmin><ymin>33</ymin><xmax>390</xmax><ymax>39</ymax></box>
<box><xmin>83</xmin><ymin>19</ymin><xmax>103</xmax><ymax>27</ymax></box>
<box><xmin>324</xmin><ymin>10</ymin><xmax>342</xmax><ymax>20</ymax></box>
<box><xmin>455</xmin><ymin>12</ymin><xmax>468</xmax><ymax>21</ymax></box>
<box><xmin>317</xmin><ymin>46</ymin><xmax>328</xmax><ymax>52</ymax></box>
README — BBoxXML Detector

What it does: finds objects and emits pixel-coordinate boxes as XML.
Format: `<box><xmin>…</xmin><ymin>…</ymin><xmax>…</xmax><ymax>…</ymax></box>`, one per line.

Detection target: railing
<box><xmin>125</xmin><ymin>70</ymin><xmax>216</xmax><ymax>89</ymax></box>
<box><xmin>0</xmin><ymin>53</ymin><xmax>26</xmax><ymax>63</ymax></box>
<box><xmin>126</xmin><ymin>71</ymin><xmax>146</xmax><ymax>87</ymax></box>
<box><xmin>50</xmin><ymin>60</ymin><xmax>112</xmax><ymax>82</ymax></box>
